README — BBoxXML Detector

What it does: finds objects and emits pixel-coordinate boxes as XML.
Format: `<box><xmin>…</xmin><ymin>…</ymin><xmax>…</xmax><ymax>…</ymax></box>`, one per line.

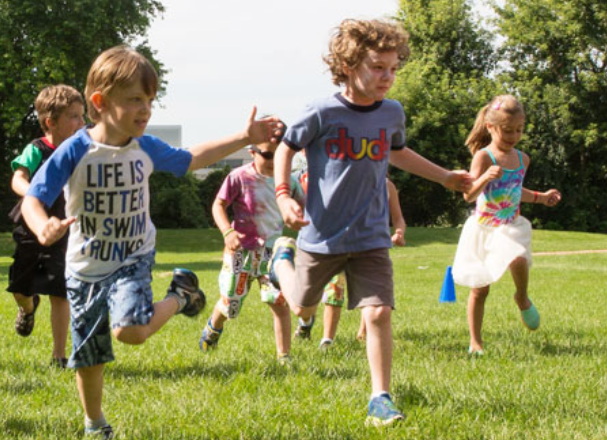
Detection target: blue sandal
<box><xmin>521</xmin><ymin>301</ymin><xmax>540</xmax><ymax>330</ymax></box>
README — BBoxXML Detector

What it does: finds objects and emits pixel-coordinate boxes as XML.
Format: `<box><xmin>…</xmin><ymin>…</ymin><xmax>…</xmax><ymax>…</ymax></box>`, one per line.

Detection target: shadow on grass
<box><xmin>0</xmin><ymin>379</ymin><xmax>46</xmax><ymax>395</ymax></box>
<box><xmin>153</xmin><ymin>261</ymin><xmax>222</xmax><ymax>273</ymax></box>
<box><xmin>1</xmin><ymin>418</ymin><xmax>35</xmax><ymax>438</ymax></box>
<box><xmin>395</xmin><ymin>328</ymin><xmax>469</xmax><ymax>354</ymax></box>
<box><xmin>108</xmin><ymin>358</ymin><xmax>305</xmax><ymax>381</ymax></box>
<box><xmin>393</xmin><ymin>382</ymin><xmax>430</xmax><ymax>407</ymax></box>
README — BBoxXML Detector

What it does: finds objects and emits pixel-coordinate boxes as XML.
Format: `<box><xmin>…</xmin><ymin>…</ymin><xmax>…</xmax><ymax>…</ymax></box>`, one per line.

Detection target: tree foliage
<box><xmin>393</xmin><ymin>0</ymin><xmax>606</xmax><ymax>231</ymax></box>
<box><xmin>0</xmin><ymin>0</ymin><xmax>165</xmax><ymax>231</ymax></box>
<box><xmin>391</xmin><ymin>0</ymin><xmax>499</xmax><ymax>225</ymax></box>
<box><xmin>496</xmin><ymin>0</ymin><xmax>607</xmax><ymax>230</ymax></box>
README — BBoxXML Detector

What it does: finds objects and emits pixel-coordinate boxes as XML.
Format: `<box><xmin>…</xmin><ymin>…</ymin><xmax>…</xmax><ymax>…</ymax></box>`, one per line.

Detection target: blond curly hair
<box><xmin>323</xmin><ymin>19</ymin><xmax>410</xmax><ymax>86</ymax></box>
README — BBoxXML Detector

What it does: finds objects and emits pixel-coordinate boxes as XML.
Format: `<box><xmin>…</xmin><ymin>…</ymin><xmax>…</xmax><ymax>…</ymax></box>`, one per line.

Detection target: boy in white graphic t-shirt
<box><xmin>22</xmin><ymin>45</ymin><xmax>283</xmax><ymax>439</ymax></box>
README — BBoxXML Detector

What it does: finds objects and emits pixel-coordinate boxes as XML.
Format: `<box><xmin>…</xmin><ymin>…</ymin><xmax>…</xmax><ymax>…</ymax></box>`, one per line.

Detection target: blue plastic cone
<box><xmin>439</xmin><ymin>266</ymin><xmax>456</xmax><ymax>303</ymax></box>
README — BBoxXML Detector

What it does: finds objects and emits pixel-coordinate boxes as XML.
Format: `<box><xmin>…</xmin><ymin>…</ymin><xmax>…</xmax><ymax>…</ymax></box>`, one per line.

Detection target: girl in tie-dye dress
<box><xmin>452</xmin><ymin>95</ymin><xmax>561</xmax><ymax>355</ymax></box>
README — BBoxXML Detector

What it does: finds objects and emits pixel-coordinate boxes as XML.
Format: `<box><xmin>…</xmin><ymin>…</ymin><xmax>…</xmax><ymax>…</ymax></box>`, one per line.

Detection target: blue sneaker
<box><xmin>365</xmin><ymin>394</ymin><xmax>404</xmax><ymax>427</ymax></box>
<box><xmin>269</xmin><ymin>237</ymin><xmax>296</xmax><ymax>289</ymax></box>
<box><xmin>294</xmin><ymin>315</ymin><xmax>315</xmax><ymax>340</ymax></box>
<box><xmin>165</xmin><ymin>268</ymin><xmax>206</xmax><ymax>317</ymax></box>
<box><xmin>84</xmin><ymin>424</ymin><xmax>114</xmax><ymax>439</ymax></box>
<box><xmin>199</xmin><ymin>318</ymin><xmax>223</xmax><ymax>351</ymax></box>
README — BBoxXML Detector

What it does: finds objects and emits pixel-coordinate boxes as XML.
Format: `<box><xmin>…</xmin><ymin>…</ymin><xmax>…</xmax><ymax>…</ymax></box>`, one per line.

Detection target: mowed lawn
<box><xmin>1</xmin><ymin>227</ymin><xmax>607</xmax><ymax>440</ymax></box>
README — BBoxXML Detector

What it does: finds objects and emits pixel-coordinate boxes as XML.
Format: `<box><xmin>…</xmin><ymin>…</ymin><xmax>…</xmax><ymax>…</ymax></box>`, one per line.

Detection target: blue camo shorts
<box><xmin>66</xmin><ymin>252</ymin><xmax>155</xmax><ymax>369</ymax></box>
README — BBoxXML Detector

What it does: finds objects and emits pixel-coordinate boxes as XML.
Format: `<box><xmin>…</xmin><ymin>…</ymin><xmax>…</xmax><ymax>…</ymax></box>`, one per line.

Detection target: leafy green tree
<box><xmin>149</xmin><ymin>172</ymin><xmax>208</xmax><ymax>229</ymax></box>
<box><xmin>496</xmin><ymin>0</ymin><xmax>607</xmax><ymax>231</ymax></box>
<box><xmin>0</xmin><ymin>0</ymin><xmax>165</xmax><ymax>230</ymax></box>
<box><xmin>391</xmin><ymin>0</ymin><xmax>499</xmax><ymax>225</ymax></box>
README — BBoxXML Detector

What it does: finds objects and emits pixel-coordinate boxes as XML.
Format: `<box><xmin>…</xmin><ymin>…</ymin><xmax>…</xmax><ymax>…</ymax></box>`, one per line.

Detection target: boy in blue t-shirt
<box><xmin>270</xmin><ymin>19</ymin><xmax>471</xmax><ymax>426</ymax></box>
<box><xmin>8</xmin><ymin>84</ymin><xmax>85</xmax><ymax>368</ymax></box>
<box><xmin>22</xmin><ymin>45</ymin><xmax>283</xmax><ymax>438</ymax></box>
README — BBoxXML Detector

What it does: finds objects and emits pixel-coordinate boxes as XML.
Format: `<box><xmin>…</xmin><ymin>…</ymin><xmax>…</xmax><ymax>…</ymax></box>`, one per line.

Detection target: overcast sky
<box><xmin>146</xmin><ymin>0</ymin><xmax>401</xmax><ymax>147</ymax></box>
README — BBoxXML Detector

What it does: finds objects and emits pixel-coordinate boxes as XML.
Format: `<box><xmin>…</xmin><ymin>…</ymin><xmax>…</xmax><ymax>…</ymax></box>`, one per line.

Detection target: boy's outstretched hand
<box><xmin>443</xmin><ymin>170</ymin><xmax>473</xmax><ymax>193</ymax></box>
<box><xmin>37</xmin><ymin>216</ymin><xmax>75</xmax><ymax>246</ymax></box>
<box><xmin>246</xmin><ymin>107</ymin><xmax>284</xmax><ymax>145</ymax></box>
<box><xmin>277</xmin><ymin>196</ymin><xmax>309</xmax><ymax>231</ymax></box>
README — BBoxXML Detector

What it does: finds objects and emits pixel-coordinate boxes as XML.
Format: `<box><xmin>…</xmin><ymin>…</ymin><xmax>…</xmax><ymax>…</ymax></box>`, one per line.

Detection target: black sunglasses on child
<box><xmin>250</xmin><ymin>145</ymin><xmax>274</xmax><ymax>160</ymax></box>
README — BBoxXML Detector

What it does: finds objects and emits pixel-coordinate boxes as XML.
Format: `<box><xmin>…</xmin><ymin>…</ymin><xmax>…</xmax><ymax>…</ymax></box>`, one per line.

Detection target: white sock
<box><xmin>85</xmin><ymin>414</ymin><xmax>107</xmax><ymax>429</ymax></box>
<box><xmin>300</xmin><ymin>316</ymin><xmax>313</xmax><ymax>326</ymax></box>
<box><xmin>320</xmin><ymin>338</ymin><xmax>333</xmax><ymax>345</ymax></box>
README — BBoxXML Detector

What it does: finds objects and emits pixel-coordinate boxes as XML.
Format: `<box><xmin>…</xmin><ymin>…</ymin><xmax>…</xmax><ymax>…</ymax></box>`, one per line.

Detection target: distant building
<box><xmin>145</xmin><ymin>124</ymin><xmax>252</xmax><ymax>178</ymax></box>
<box><xmin>145</xmin><ymin>125</ymin><xmax>182</xmax><ymax>147</ymax></box>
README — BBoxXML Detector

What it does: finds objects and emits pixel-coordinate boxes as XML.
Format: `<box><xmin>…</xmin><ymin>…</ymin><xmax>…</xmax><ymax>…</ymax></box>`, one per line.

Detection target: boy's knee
<box><xmin>113</xmin><ymin>327</ymin><xmax>147</xmax><ymax>345</ymax></box>
<box><xmin>291</xmin><ymin>304</ymin><xmax>316</xmax><ymax>319</ymax></box>
<box><xmin>364</xmin><ymin>305</ymin><xmax>391</xmax><ymax>326</ymax></box>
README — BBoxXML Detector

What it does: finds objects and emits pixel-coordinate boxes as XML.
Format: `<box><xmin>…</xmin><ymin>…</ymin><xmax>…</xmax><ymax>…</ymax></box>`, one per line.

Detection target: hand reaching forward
<box><xmin>38</xmin><ymin>216</ymin><xmax>75</xmax><ymax>246</ymax></box>
<box><xmin>245</xmin><ymin>107</ymin><xmax>285</xmax><ymax>145</ymax></box>
<box><xmin>277</xmin><ymin>196</ymin><xmax>309</xmax><ymax>230</ymax></box>
<box><xmin>443</xmin><ymin>170</ymin><xmax>473</xmax><ymax>193</ymax></box>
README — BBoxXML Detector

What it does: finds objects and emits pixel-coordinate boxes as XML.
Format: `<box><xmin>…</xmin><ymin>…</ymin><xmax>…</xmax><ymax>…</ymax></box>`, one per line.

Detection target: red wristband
<box><xmin>275</xmin><ymin>183</ymin><xmax>290</xmax><ymax>193</ymax></box>
<box><xmin>275</xmin><ymin>189</ymin><xmax>290</xmax><ymax>199</ymax></box>
<box><xmin>533</xmin><ymin>191</ymin><xmax>539</xmax><ymax>203</ymax></box>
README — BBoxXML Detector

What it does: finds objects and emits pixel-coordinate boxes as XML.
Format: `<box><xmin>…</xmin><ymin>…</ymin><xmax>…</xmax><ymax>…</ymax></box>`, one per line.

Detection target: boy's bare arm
<box><xmin>212</xmin><ymin>197</ymin><xmax>243</xmax><ymax>253</ymax></box>
<box><xmin>389</xmin><ymin>148</ymin><xmax>471</xmax><ymax>192</ymax></box>
<box><xmin>187</xmin><ymin>107</ymin><xmax>283</xmax><ymax>171</ymax></box>
<box><xmin>274</xmin><ymin>143</ymin><xmax>309</xmax><ymax>230</ymax></box>
<box><xmin>387</xmin><ymin>179</ymin><xmax>406</xmax><ymax>246</ymax></box>
<box><xmin>11</xmin><ymin>167</ymin><xmax>31</xmax><ymax>197</ymax></box>
<box><xmin>22</xmin><ymin>196</ymin><xmax>75</xmax><ymax>246</ymax></box>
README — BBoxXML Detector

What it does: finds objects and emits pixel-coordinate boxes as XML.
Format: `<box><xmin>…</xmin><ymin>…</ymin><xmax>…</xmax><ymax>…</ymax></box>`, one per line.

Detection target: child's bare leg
<box><xmin>468</xmin><ymin>286</ymin><xmax>490</xmax><ymax>351</ymax></box>
<box><xmin>112</xmin><ymin>297</ymin><xmax>179</xmax><ymax>345</ymax></box>
<box><xmin>49</xmin><ymin>296</ymin><xmax>69</xmax><ymax>359</ymax></box>
<box><xmin>363</xmin><ymin>305</ymin><xmax>392</xmax><ymax>394</ymax></box>
<box><xmin>274</xmin><ymin>259</ymin><xmax>317</xmax><ymax>320</ymax></box>
<box><xmin>510</xmin><ymin>257</ymin><xmax>531</xmax><ymax>310</ymax></box>
<box><xmin>323</xmin><ymin>304</ymin><xmax>342</xmax><ymax>341</ymax></box>
<box><xmin>209</xmin><ymin>305</ymin><xmax>227</xmax><ymax>330</ymax></box>
<box><xmin>13</xmin><ymin>293</ymin><xmax>35</xmax><ymax>313</ymax></box>
<box><xmin>356</xmin><ymin>313</ymin><xmax>367</xmax><ymax>340</ymax></box>
<box><xmin>269</xmin><ymin>303</ymin><xmax>291</xmax><ymax>355</ymax></box>
<box><xmin>76</xmin><ymin>364</ymin><xmax>105</xmax><ymax>421</ymax></box>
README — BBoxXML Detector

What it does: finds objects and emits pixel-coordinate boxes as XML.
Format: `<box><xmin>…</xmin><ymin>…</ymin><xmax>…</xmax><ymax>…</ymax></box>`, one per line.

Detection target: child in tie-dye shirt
<box><xmin>452</xmin><ymin>95</ymin><xmax>561</xmax><ymax>355</ymax></box>
<box><xmin>199</xmin><ymin>130</ymin><xmax>305</xmax><ymax>363</ymax></box>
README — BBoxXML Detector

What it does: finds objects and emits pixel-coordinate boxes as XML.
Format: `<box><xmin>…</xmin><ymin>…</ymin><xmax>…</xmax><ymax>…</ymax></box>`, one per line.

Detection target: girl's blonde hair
<box><xmin>35</xmin><ymin>85</ymin><xmax>84</xmax><ymax>132</ymax></box>
<box><xmin>323</xmin><ymin>19</ymin><xmax>410</xmax><ymax>86</ymax></box>
<box><xmin>465</xmin><ymin>95</ymin><xmax>525</xmax><ymax>154</ymax></box>
<box><xmin>85</xmin><ymin>45</ymin><xmax>158</xmax><ymax>122</ymax></box>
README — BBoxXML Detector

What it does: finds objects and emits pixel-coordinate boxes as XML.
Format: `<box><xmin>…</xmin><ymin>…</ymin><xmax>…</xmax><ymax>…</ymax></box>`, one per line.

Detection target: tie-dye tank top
<box><xmin>475</xmin><ymin>148</ymin><xmax>525</xmax><ymax>227</ymax></box>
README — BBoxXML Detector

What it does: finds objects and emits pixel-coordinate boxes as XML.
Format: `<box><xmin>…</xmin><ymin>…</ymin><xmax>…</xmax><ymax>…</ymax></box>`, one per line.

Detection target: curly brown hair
<box><xmin>323</xmin><ymin>19</ymin><xmax>410</xmax><ymax>86</ymax></box>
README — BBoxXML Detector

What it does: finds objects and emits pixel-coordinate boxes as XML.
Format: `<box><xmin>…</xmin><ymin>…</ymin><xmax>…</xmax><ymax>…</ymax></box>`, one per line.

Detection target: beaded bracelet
<box><xmin>222</xmin><ymin>227</ymin><xmax>235</xmax><ymax>238</ymax></box>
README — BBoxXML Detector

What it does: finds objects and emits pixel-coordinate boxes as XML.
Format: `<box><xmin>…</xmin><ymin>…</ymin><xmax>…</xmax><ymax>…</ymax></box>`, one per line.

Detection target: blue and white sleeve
<box><xmin>138</xmin><ymin>135</ymin><xmax>192</xmax><ymax>176</ymax></box>
<box><xmin>27</xmin><ymin>137</ymin><xmax>88</xmax><ymax>207</ymax></box>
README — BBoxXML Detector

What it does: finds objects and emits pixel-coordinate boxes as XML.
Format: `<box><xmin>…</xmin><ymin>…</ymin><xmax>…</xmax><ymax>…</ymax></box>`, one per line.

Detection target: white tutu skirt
<box><xmin>452</xmin><ymin>215</ymin><xmax>532</xmax><ymax>288</ymax></box>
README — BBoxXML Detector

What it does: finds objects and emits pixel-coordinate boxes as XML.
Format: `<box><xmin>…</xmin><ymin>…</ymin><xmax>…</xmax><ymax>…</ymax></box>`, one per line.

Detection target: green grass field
<box><xmin>1</xmin><ymin>228</ymin><xmax>607</xmax><ymax>439</ymax></box>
